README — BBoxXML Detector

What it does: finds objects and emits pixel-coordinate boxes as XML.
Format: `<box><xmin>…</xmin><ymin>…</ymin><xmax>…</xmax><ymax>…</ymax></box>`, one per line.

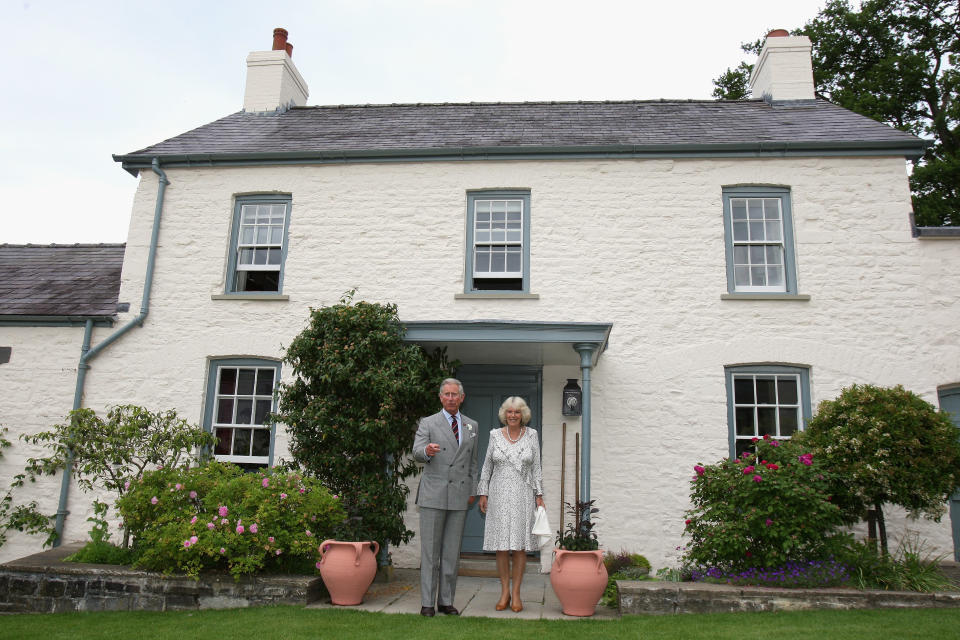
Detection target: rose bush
<box><xmin>117</xmin><ymin>461</ymin><xmax>345</xmax><ymax>579</ymax></box>
<box><xmin>683</xmin><ymin>436</ymin><xmax>848</xmax><ymax>572</ymax></box>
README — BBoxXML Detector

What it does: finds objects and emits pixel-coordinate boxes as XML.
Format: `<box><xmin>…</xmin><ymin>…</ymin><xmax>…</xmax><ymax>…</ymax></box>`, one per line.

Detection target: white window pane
<box><xmin>232</xmin><ymin>429</ymin><xmax>252</xmax><ymax>455</ymax></box>
<box><xmin>491</xmin><ymin>230</ymin><xmax>505</xmax><ymax>241</ymax></box>
<box><xmin>763</xmin><ymin>199</ymin><xmax>781</xmax><ymax>218</ymax></box>
<box><xmin>733</xmin><ymin>221</ymin><xmax>748</xmax><ymax>242</ymax></box>
<box><xmin>506</xmin><ymin>200</ymin><xmax>522</xmax><ymax>213</ymax></box>
<box><xmin>236</xmin><ymin>399</ymin><xmax>253</xmax><ymax>424</ymax></box>
<box><xmin>256</xmin><ymin>226</ymin><xmax>268</xmax><ymax>244</ymax></box>
<box><xmin>491</xmin><ymin>251</ymin><xmax>506</xmax><ymax>272</ymax></box>
<box><xmin>476</xmin><ymin>201</ymin><xmax>491</xmax><ymax>213</ymax></box>
<box><xmin>254</xmin><ymin>248</ymin><xmax>268</xmax><ymax>265</ymax></box>
<box><xmin>735</xmin><ymin>266</ymin><xmax>750</xmax><ymax>286</ymax></box>
<box><xmin>492</xmin><ymin>212</ymin><xmax>505</xmax><ymax>224</ymax></box>
<box><xmin>506</xmin><ymin>251</ymin><xmax>521</xmax><ymax>273</ymax></box>
<box><xmin>765</xmin><ymin>221</ymin><xmax>782</xmax><ymax>241</ymax></box>
<box><xmin>751</xmin><ymin>266</ymin><xmax>766</xmax><ymax>285</ymax></box>
<box><xmin>241</xmin><ymin>227</ymin><xmax>255</xmax><ymax>244</ymax></box>
<box><xmin>239</xmin><ymin>248</ymin><xmax>254</xmax><ymax>265</ymax></box>
<box><xmin>252</xmin><ymin>430</ymin><xmax>271</xmax><ymax>456</ymax></box>
<box><xmin>270</xmin><ymin>226</ymin><xmax>284</xmax><ymax>244</ymax></box>
<box><xmin>507</xmin><ymin>230</ymin><xmax>521</xmax><ymax>242</ymax></box>
<box><xmin>475</xmin><ymin>248</ymin><xmax>490</xmax><ymax>273</ymax></box>
<box><xmin>241</xmin><ymin>206</ymin><xmax>256</xmax><ymax>223</ymax></box>
<box><xmin>766</xmin><ymin>245</ymin><xmax>783</xmax><ymax>265</ymax></box>
<box><xmin>733</xmin><ymin>246</ymin><xmax>748</xmax><ymax>264</ymax></box>
<box><xmin>476</xmin><ymin>230</ymin><xmax>490</xmax><ymax>242</ymax></box>
<box><xmin>491</xmin><ymin>201</ymin><xmax>506</xmax><ymax>214</ymax></box>
<box><xmin>767</xmin><ymin>265</ymin><xmax>784</xmax><ymax>287</ymax></box>
<box><xmin>749</xmin><ymin>221</ymin><xmax>765</xmax><ymax>240</ymax></box>
<box><xmin>271</xmin><ymin>204</ymin><xmax>286</xmax><ymax>220</ymax></box>
<box><xmin>749</xmin><ymin>246</ymin><xmax>766</xmax><ymax>264</ymax></box>
<box><xmin>268</xmin><ymin>248</ymin><xmax>282</xmax><ymax>265</ymax></box>
<box><xmin>476</xmin><ymin>211</ymin><xmax>490</xmax><ymax>223</ymax></box>
<box><xmin>732</xmin><ymin>200</ymin><xmax>747</xmax><ymax>220</ymax></box>
<box><xmin>748</xmin><ymin>200</ymin><xmax>763</xmax><ymax>219</ymax></box>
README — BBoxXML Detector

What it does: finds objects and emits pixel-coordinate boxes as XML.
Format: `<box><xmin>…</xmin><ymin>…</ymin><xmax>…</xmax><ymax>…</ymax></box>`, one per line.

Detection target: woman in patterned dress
<box><xmin>476</xmin><ymin>397</ymin><xmax>545</xmax><ymax>612</ymax></box>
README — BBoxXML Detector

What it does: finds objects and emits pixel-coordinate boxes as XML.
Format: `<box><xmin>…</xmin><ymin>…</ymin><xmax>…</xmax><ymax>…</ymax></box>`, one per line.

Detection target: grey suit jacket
<box><xmin>412</xmin><ymin>411</ymin><xmax>479</xmax><ymax>510</ymax></box>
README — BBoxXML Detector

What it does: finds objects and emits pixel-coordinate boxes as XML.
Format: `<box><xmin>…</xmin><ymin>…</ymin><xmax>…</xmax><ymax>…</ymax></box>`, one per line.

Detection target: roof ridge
<box><xmin>288</xmin><ymin>98</ymin><xmax>771</xmax><ymax>110</ymax></box>
<box><xmin>0</xmin><ymin>243</ymin><xmax>127</xmax><ymax>248</ymax></box>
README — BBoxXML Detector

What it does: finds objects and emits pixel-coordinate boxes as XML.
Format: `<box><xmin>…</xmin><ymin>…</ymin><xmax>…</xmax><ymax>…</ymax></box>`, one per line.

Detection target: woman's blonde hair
<box><xmin>498</xmin><ymin>396</ymin><xmax>532</xmax><ymax>426</ymax></box>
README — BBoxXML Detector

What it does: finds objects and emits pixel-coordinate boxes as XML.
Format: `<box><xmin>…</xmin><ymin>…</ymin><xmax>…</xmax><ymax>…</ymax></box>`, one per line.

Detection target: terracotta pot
<box><xmin>317</xmin><ymin>540</ymin><xmax>380</xmax><ymax>605</ymax></box>
<box><xmin>549</xmin><ymin>548</ymin><xmax>608</xmax><ymax>616</ymax></box>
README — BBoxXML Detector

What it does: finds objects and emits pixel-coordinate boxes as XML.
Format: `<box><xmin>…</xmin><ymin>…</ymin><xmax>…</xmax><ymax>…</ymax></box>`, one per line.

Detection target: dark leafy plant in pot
<box><xmin>556</xmin><ymin>499</ymin><xmax>599</xmax><ymax>551</ymax></box>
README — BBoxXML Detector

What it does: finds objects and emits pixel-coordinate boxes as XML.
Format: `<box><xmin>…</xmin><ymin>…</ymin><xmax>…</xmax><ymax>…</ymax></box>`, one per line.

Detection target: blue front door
<box><xmin>456</xmin><ymin>365</ymin><xmax>542</xmax><ymax>553</ymax></box>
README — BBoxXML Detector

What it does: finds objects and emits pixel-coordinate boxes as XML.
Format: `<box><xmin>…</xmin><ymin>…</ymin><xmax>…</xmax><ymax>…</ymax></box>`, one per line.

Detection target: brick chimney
<box><xmin>243</xmin><ymin>28</ymin><xmax>309</xmax><ymax>113</ymax></box>
<box><xmin>748</xmin><ymin>30</ymin><xmax>815</xmax><ymax>102</ymax></box>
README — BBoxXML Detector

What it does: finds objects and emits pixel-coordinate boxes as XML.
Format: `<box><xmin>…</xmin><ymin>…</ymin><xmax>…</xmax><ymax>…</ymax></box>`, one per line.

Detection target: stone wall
<box><xmin>0</xmin><ymin>544</ymin><xmax>320</xmax><ymax>614</ymax></box>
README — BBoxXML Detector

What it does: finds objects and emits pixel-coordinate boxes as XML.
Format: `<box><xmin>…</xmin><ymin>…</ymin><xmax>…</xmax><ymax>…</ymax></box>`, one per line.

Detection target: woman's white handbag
<box><xmin>532</xmin><ymin>505</ymin><xmax>552</xmax><ymax>547</ymax></box>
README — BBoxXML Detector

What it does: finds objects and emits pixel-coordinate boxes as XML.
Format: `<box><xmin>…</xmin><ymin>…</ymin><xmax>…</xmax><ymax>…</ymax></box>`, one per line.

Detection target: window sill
<box><xmin>211</xmin><ymin>294</ymin><xmax>290</xmax><ymax>301</ymax></box>
<box><xmin>721</xmin><ymin>293</ymin><xmax>810</xmax><ymax>301</ymax></box>
<box><xmin>454</xmin><ymin>293</ymin><xmax>540</xmax><ymax>300</ymax></box>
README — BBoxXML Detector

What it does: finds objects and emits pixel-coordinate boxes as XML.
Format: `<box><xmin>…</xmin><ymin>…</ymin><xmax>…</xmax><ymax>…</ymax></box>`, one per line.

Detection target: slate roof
<box><xmin>115</xmin><ymin>99</ymin><xmax>924</xmax><ymax>171</ymax></box>
<box><xmin>0</xmin><ymin>244</ymin><xmax>125</xmax><ymax>319</ymax></box>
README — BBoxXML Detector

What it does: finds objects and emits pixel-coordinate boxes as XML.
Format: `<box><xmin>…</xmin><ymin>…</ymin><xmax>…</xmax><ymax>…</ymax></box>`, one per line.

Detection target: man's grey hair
<box><xmin>439</xmin><ymin>378</ymin><xmax>464</xmax><ymax>396</ymax></box>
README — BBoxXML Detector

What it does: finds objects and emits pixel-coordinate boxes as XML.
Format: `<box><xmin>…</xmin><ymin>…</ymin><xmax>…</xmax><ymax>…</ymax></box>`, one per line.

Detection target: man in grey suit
<box><xmin>412</xmin><ymin>377</ymin><xmax>479</xmax><ymax>617</ymax></box>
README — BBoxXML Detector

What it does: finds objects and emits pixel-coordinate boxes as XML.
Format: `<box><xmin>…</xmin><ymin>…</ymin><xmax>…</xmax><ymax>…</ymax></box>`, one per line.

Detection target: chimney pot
<box><xmin>272</xmin><ymin>28</ymin><xmax>289</xmax><ymax>52</ymax></box>
<box><xmin>285</xmin><ymin>42</ymin><xmax>293</xmax><ymax>57</ymax></box>
<box><xmin>766</xmin><ymin>29</ymin><xmax>790</xmax><ymax>38</ymax></box>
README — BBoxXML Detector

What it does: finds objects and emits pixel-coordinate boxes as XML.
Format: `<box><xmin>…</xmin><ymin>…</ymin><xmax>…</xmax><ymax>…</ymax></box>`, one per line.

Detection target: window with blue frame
<box><xmin>725</xmin><ymin>364</ymin><xmax>811</xmax><ymax>458</ymax></box>
<box><xmin>721</xmin><ymin>187</ymin><xmax>798</xmax><ymax>294</ymax></box>
<box><xmin>227</xmin><ymin>195</ymin><xmax>291</xmax><ymax>294</ymax></box>
<box><xmin>465</xmin><ymin>190</ymin><xmax>531</xmax><ymax>292</ymax></box>
<box><xmin>204</xmin><ymin>358</ymin><xmax>280</xmax><ymax>469</ymax></box>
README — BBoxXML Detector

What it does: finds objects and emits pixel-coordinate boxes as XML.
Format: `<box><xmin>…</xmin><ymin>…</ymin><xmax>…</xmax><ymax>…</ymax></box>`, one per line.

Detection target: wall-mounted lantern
<box><xmin>562</xmin><ymin>378</ymin><xmax>582</xmax><ymax>416</ymax></box>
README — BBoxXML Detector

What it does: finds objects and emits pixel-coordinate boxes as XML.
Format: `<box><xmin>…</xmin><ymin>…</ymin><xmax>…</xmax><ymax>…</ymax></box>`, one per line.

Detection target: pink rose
<box><xmin>175</xmin><ymin>483</ymin><xmax>183</xmax><ymax>491</ymax></box>
<box><xmin>766</xmin><ymin>463</ymin><xmax>779</xmax><ymax>470</ymax></box>
<box><xmin>693</xmin><ymin>465</ymin><xmax>705</xmax><ymax>477</ymax></box>
<box><xmin>753</xmin><ymin>475</ymin><xmax>763</xmax><ymax>482</ymax></box>
<box><xmin>280</xmin><ymin>493</ymin><xmax>287</xmax><ymax>500</ymax></box>
<box><xmin>684</xmin><ymin>519</ymin><xmax>691</xmax><ymax>526</ymax></box>
<box><xmin>250</xmin><ymin>523</ymin><xmax>258</xmax><ymax>534</ymax></box>
<box><xmin>771</xmin><ymin>440</ymin><xmax>780</xmax><ymax>447</ymax></box>
<box><xmin>236</xmin><ymin>525</ymin><xmax>245</xmax><ymax>534</ymax></box>
<box><xmin>189</xmin><ymin>491</ymin><xmax>197</xmax><ymax>499</ymax></box>
<box><xmin>262</xmin><ymin>478</ymin><xmax>270</xmax><ymax>488</ymax></box>
<box><xmin>218</xmin><ymin>505</ymin><xmax>228</xmax><ymax>517</ymax></box>
<box><xmin>275</xmin><ymin>549</ymin><xmax>282</xmax><ymax>556</ymax></box>
<box><xmin>190</xmin><ymin>516</ymin><xmax>197</xmax><ymax>524</ymax></box>
<box><xmin>268</xmin><ymin>536</ymin><xmax>275</xmax><ymax>543</ymax></box>
<box><xmin>742</xmin><ymin>466</ymin><xmax>755</xmax><ymax>474</ymax></box>
<box><xmin>207</xmin><ymin>522</ymin><xmax>215</xmax><ymax>530</ymax></box>
<box><xmin>190</xmin><ymin>536</ymin><xmax>198</xmax><ymax>544</ymax></box>
<box><xmin>124</xmin><ymin>481</ymin><xmax>130</xmax><ymax>490</ymax></box>
<box><xmin>150</xmin><ymin>496</ymin><xmax>158</xmax><ymax>505</ymax></box>
<box><xmin>765</xmin><ymin>519</ymin><xmax>773</xmax><ymax>527</ymax></box>
<box><xmin>799</xmin><ymin>453</ymin><xmax>813</xmax><ymax>466</ymax></box>
<box><xmin>220</xmin><ymin>547</ymin><xmax>226</xmax><ymax>554</ymax></box>
<box><xmin>183</xmin><ymin>540</ymin><xmax>191</xmax><ymax>548</ymax></box>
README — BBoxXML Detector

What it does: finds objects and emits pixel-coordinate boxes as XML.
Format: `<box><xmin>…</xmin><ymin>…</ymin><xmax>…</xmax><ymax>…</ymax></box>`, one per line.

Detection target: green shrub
<box><xmin>65</xmin><ymin>499</ymin><xmax>135</xmax><ymax>565</ymax></box>
<box><xmin>601</xmin><ymin>550</ymin><xmax>652</xmax><ymax>606</ymax></box>
<box><xmin>683</xmin><ymin>436</ymin><xmax>849</xmax><ymax>572</ymax></box>
<box><xmin>117</xmin><ymin>461</ymin><xmax>345</xmax><ymax>579</ymax></box>
<box><xmin>843</xmin><ymin>535</ymin><xmax>953</xmax><ymax>592</ymax></box>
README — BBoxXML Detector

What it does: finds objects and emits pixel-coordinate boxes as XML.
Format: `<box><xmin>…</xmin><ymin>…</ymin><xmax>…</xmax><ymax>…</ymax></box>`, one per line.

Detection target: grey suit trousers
<box><xmin>419</xmin><ymin>506</ymin><xmax>467</xmax><ymax>607</ymax></box>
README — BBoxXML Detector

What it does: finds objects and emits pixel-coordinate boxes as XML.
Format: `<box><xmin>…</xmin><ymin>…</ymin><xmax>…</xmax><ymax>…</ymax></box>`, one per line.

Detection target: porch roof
<box><xmin>401</xmin><ymin>320</ymin><xmax>612</xmax><ymax>367</ymax></box>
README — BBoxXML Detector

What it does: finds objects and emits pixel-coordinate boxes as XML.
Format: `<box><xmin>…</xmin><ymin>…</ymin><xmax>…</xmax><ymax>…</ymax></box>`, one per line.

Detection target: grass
<box><xmin>3</xmin><ymin>606</ymin><xmax>960</xmax><ymax>640</ymax></box>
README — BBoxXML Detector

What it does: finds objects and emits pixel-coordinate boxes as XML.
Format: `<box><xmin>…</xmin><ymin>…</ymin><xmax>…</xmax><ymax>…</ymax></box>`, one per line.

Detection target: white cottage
<box><xmin>2</xmin><ymin>28</ymin><xmax>959</xmax><ymax>570</ymax></box>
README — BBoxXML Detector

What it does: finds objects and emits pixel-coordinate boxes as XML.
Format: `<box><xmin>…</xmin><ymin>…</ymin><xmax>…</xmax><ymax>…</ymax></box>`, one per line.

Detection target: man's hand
<box><xmin>425</xmin><ymin>442</ymin><xmax>440</xmax><ymax>457</ymax></box>
<box><xmin>477</xmin><ymin>496</ymin><xmax>487</xmax><ymax>513</ymax></box>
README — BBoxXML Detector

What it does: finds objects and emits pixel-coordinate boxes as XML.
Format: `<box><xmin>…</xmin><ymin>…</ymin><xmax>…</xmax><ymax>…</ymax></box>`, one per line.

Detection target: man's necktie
<box><xmin>451</xmin><ymin>415</ymin><xmax>459</xmax><ymax>445</ymax></box>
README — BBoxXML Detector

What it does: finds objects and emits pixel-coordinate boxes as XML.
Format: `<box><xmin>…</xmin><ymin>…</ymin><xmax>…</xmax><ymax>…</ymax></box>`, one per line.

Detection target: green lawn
<box><xmin>3</xmin><ymin>606</ymin><xmax>960</xmax><ymax>640</ymax></box>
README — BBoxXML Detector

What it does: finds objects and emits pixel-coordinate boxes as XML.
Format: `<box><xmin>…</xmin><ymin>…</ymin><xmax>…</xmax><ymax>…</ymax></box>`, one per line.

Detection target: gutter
<box><xmin>53</xmin><ymin>159</ymin><xmax>168</xmax><ymax>546</ymax></box>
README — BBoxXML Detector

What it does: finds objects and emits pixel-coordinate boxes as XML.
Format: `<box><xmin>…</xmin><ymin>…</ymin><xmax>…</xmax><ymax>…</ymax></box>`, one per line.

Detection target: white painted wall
<box><xmin>3</xmin><ymin>154</ymin><xmax>958</xmax><ymax>571</ymax></box>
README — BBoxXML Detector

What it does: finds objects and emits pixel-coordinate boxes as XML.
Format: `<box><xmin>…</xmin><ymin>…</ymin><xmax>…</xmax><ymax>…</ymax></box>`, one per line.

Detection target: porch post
<box><xmin>573</xmin><ymin>343</ymin><xmax>598</xmax><ymax>505</ymax></box>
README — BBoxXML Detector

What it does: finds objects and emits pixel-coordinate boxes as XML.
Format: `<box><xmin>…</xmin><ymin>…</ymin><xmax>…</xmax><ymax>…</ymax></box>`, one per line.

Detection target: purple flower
<box><xmin>150</xmin><ymin>496</ymin><xmax>159</xmax><ymax>505</ymax></box>
<box><xmin>765</xmin><ymin>518</ymin><xmax>773</xmax><ymax>527</ymax></box>
<box><xmin>218</xmin><ymin>505</ymin><xmax>229</xmax><ymax>517</ymax></box>
<box><xmin>332</xmin><ymin>495</ymin><xmax>338</xmax><ymax>500</ymax></box>
<box><xmin>250</xmin><ymin>523</ymin><xmax>258</xmax><ymax>534</ymax></box>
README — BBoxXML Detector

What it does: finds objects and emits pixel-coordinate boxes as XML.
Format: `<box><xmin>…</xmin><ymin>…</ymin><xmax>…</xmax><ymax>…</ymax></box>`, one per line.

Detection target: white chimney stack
<box><xmin>243</xmin><ymin>28</ymin><xmax>309</xmax><ymax>113</ymax></box>
<box><xmin>749</xmin><ymin>29</ymin><xmax>816</xmax><ymax>102</ymax></box>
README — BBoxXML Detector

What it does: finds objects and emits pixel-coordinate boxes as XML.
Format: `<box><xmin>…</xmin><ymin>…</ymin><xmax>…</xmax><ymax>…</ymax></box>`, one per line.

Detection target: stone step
<box><xmin>458</xmin><ymin>553</ymin><xmax>542</xmax><ymax>577</ymax></box>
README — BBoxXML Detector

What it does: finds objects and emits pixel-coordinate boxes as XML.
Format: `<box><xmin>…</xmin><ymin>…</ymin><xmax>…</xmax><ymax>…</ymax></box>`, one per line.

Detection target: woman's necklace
<box><xmin>504</xmin><ymin>426</ymin><xmax>524</xmax><ymax>443</ymax></box>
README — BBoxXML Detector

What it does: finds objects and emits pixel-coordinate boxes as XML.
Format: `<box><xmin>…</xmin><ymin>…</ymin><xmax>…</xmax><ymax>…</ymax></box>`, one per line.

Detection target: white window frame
<box><xmin>465</xmin><ymin>190</ymin><xmax>531</xmax><ymax>293</ymax></box>
<box><xmin>204</xmin><ymin>358</ymin><xmax>280</xmax><ymax>467</ymax></box>
<box><xmin>227</xmin><ymin>195</ymin><xmax>291</xmax><ymax>294</ymax></box>
<box><xmin>725</xmin><ymin>365</ymin><xmax>811</xmax><ymax>459</ymax></box>
<box><xmin>722</xmin><ymin>187</ymin><xmax>798</xmax><ymax>295</ymax></box>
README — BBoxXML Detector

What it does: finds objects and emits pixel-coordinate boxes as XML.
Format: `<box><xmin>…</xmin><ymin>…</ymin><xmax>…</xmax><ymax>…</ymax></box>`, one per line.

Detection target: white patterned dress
<box><xmin>476</xmin><ymin>427</ymin><xmax>544</xmax><ymax>551</ymax></box>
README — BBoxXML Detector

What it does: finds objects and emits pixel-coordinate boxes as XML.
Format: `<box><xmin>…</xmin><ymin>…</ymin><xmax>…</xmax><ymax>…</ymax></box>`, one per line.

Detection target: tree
<box><xmin>796</xmin><ymin>384</ymin><xmax>960</xmax><ymax>554</ymax></box>
<box><xmin>712</xmin><ymin>0</ymin><xmax>960</xmax><ymax>226</ymax></box>
<box><xmin>0</xmin><ymin>427</ymin><xmax>56</xmax><ymax>550</ymax></box>
<box><xmin>274</xmin><ymin>292</ymin><xmax>455</xmax><ymax>556</ymax></box>
<box><xmin>22</xmin><ymin>405</ymin><xmax>215</xmax><ymax>547</ymax></box>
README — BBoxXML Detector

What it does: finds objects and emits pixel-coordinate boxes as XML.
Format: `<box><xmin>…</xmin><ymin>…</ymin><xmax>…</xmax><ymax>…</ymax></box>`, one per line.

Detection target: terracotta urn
<box><xmin>317</xmin><ymin>540</ymin><xmax>380</xmax><ymax>605</ymax></box>
<box><xmin>549</xmin><ymin>548</ymin><xmax>608</xmax><ymax>616</ymax></box>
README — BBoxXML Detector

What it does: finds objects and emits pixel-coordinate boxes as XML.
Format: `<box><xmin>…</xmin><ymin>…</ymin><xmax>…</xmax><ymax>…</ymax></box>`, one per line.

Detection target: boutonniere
<box><xmin>466</xmin><ymin>424</ymin><xmax>473</xmax><ymax>432</ymax></box>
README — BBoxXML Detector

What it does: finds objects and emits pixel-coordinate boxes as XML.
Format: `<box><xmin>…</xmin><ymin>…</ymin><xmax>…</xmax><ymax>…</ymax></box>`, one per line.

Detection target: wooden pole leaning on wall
<box><xmin>560</xmin><ymin>422</ymin><xmax>566</xmax><ymax>537</ymax></box>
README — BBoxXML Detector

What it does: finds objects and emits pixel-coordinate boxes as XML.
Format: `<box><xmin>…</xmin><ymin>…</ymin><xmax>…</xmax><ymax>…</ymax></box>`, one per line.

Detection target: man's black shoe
<box><xmin>437</xmin><ymin>605</ymin><xmax>459</xmax><ymax>616</ymax></box>
<box><xmin>420</xmin><ymin>606</ymin><xmax>436</xmax><ymax>617</ymax></box>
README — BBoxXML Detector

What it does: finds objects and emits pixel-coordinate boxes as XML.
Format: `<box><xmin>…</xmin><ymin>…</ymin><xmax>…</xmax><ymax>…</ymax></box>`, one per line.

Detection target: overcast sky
<box><xmin>1</xmin><ymin>0</ymin><xmax>830</xmax><ymax>244</ymax></box>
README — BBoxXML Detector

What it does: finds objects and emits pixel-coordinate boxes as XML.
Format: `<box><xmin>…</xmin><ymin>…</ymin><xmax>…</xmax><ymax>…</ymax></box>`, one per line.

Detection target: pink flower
<box><xmin>762</xmin><ymin>434</ymin><xmax>770</xmax><ymax>440</ymax></box>
<box><xmin>765</xmin><ymin>519</ymin><xmax>773</xmax><ymax>527</ymax></box>
<box><xmin>315</xmin><ymin>561</ymin><xmax>322</xmax><ymax>570</ymax></box>
<box><xmin>299</xmin><ymin>488</ymin><xmax>305</xmax><ymax>494</ymax></box>
<box><xmin>250</xmin><ymin>523</ymin><xmax>258</xmax><ymax>534</ymax></box>
<box><xmin>742</xmin><ymin>466</ymin><xmax>755</xmax><ymax>474</ymax></box>
<box><xmin>684</xmin><ymin>519</ymin><xmax>691</xmax><ymax>526</ymax></box>
<box><xmin>190</xmin><ymin>516</ymin><xmax>197</xmax><ymax>524</ymax></box>
<box><xmin>207</xmin><ymin>522</ymin><xmax>215</xmax><ymax>530</ymax></box>
<box><xmin>268</xmin><ymin>536</ymin><xmax>275</xmax><ymax>543</ymax></box>
<box><xmin>175</xmin><ymin>483</ymin><xmax>183</xmax><ymax>490</ymax></box>
<box><xmin>275</xmin><ymin>549</ymin><xmax>282</xmax><ymax>556</ymax></box>
<box><xmin>190</xmin><ymin>536</ymin><xmax>198</xmax><ymax>544</ymax></box>
<box><xmin>752</xmin><ymin>475</ymin><xmax>763</xmax><ymax>483</ymax></box>
<box><xmin>221</xmin><ymin>518</ymin><xmax>229</xmax><ymax>525</ymax></box>
<box><xmin>751</xmin><ymin>437</ymin><xmax>759</xmax><ymax>443</ymax></box>
<box><xmin>124</xmin><ymin>480</ymin><xmax>130</xmax><ymax>491</ymax></box>
<box><xmin>189</xmin><ymin>491</ymin><xmax>197</xmax><ymax>499</ymax></box>
<box><xmin>183</xmin><ymin>540</ymin><xmax>191</xmax><ymax>548</ymax></box>
<box><xmin>262</xmin><ymin>478</ymin><xmax>270</xmax><ymax>488</ymax></box>
<box><xmin>693</xmin><ymin>465</ymin><xmax>705</xmax><ymax>477</ymax></box>
<box><xmin>236</xmin><ymin>525</ymin><xmax>245</xmax><ymax>534</ymax></box>
<box><xmin>218</xmin><ymin>505</ymin><xmax>229</xmax><ymax>517</ymax></box>
<box><xmin>150</xmin><ymin>496</ymin><xmax>159</xmax><ymax>505</ymax></box>
<box><xmin>220</xmin><ymin>547</ymin><xmax>226</xmax><ymax>554</ymax></box>
<box><xmin>770</xmin><ymin>440</ymin><xmax>780</xmax><ymax>447</ymax></box>
<box><xmin>799</xmin><ymin>453</ymin><xmax>813</xmax><ymax>466</ymax></box>
<box><xmin>280</xmin><ymin>493</ymin><xmax>287</xmax><ymax>500</ymax></box>
<box><xmin>332</xmin><ymin>495</ymin><xmax>338</xmax><ymax>500</ymax></box>
<box><xmin>766</xmin><ymin>463</ymin><xmax>779</xmax><ymax>470</ymax></box>
<box><xmin>305</xmin><ymin>530</ymin><xmax>312</xmax><ymax>537</ymax></box>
